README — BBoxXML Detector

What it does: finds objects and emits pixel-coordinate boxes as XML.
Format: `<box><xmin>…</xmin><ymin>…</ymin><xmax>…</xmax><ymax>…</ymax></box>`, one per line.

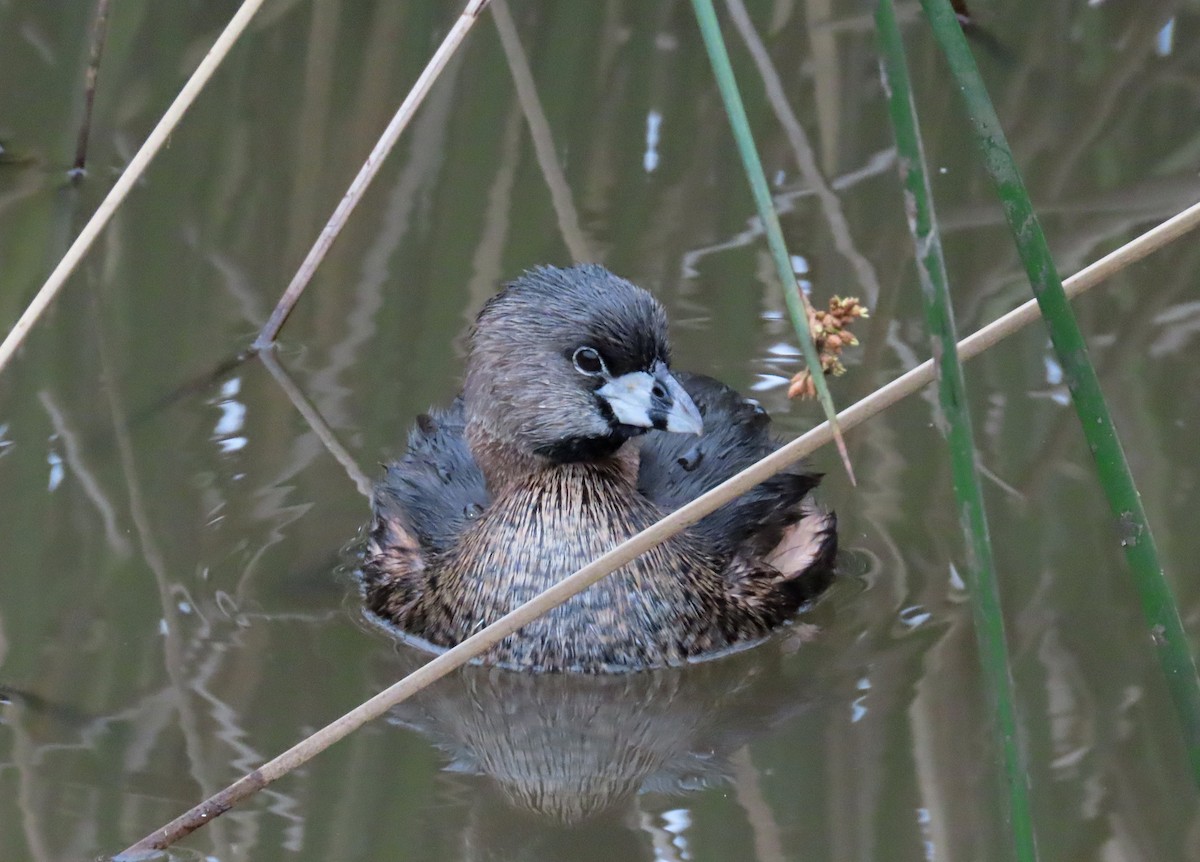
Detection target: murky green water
<box><xmin>2</xmin><ymin>1</ymin><xmax>1199</xmax><ymax>860</ymax></box>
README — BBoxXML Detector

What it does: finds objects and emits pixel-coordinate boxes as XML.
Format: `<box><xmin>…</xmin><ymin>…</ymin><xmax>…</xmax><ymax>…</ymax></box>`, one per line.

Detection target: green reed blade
<box><xmin>875</xmin><ymin>1</ymin><xmax>1036</xmax><ymax>858</ymax></box>
<box><xmin>691</xmin><ymin>0</ymin><xmax>856</xmax><ymax>483</ymax></box>
<box><xmin>920</xmin><ymin>0</ymin><xmax>1200</xmax><ymax>784</ymax></box>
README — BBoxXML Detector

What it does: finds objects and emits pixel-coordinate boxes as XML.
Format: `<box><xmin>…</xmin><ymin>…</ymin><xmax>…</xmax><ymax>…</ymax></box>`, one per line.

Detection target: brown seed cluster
<box><xmin>787</xmin><ymin>296</ymin><xmax>869</xmax><ymax>400</ymax></box>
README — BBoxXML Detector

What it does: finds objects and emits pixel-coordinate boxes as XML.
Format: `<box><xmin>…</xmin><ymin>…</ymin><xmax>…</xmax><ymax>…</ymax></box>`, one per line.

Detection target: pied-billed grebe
<box><xmin>362</xmin><ymin>264</ymin><xmax>836</xmax><ymax>672</ymax></box>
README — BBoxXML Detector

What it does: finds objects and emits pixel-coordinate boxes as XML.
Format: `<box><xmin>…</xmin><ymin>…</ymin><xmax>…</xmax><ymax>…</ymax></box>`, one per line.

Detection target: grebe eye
<box><xmin>572</xmin><ymin>346</ymin><xmax>607</xmax><ymax>376</ymax></box>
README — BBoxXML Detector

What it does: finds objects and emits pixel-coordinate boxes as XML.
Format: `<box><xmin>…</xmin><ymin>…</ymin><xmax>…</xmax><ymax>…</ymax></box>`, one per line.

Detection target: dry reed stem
<box><xmin>0</xmin><ymin>0</ymin><xmax>268</xmax><ymax>377</ymax></box>
<box><xmin>253</xmin><ymin>0</ymin><xmax>492</xmax><ymax>349</ymax></box>
<box><xmin>116</xmin><ymin>199</ymin><xmax>1200</xmax><ymax>859</ymax></box>
<box><xmin>72</xmin><ymin>0</ymin><xmax>113</xmax><ymax>177</ymax></box>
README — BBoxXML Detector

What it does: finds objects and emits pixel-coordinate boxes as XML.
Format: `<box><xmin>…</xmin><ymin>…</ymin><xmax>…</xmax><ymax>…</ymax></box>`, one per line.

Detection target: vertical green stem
<box><xmin>691</xmin><ymin>0</ymin><xmax>855</xmax><ymax>481</ymax></box>
<box><xmin>876</xmin><ymin>2</ymin><xmax>1036</xmax><ymax>858</ymax></box>
<box><xmin>920</xmin><ymin>0</ymin><xmax>1200</xmax><ymax>784</ymax></box>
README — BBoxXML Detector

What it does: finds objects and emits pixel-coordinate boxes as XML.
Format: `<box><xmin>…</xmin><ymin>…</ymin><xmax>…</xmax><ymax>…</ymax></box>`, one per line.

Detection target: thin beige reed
<box><xmin>0</xmin><ymin>0</ymin><xmax>269</xmax><ymax>375</ymax></box>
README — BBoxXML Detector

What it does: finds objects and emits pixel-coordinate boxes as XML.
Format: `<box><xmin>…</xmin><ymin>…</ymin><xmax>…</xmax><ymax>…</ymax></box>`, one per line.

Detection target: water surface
<box><xmin>1</xmin><ymin>1</ymin><xmax>1199</xmax><ymax>860</ymax></box>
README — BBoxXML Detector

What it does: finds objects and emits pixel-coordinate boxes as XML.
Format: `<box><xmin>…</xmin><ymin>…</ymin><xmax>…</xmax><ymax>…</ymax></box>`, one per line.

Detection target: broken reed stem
<box><xmin>115</xmin><ymin>200</ymin><xmax>1200</xmax><ymax>859</ymax></box>
<box><xmin>252</xmin><ymin>0</ymin><xmax>492</xmax><ymax>350</ymax></box>
<box><xmin>72</xmin><ymin>0</ymin><xmax>113</xmax><ymax>178</ymax></box>
<box><xmin>0</xmin><ymin>0</ymin><xmax>268</xmax><ymax>377</ymax></box>
<box><xmin>921</xmin><ymin>0</ymin><xmax>1200</xmax><ymax>786</ymax></box>
<box><xmin>876</xmin><ymin>1</ymin><xmax>1034</xmax><ymax>858</ymax></box>
<box><xmin>690</xmin><ymin>0</ymin><xmax>856</xmax><ymax>485</ymax></box>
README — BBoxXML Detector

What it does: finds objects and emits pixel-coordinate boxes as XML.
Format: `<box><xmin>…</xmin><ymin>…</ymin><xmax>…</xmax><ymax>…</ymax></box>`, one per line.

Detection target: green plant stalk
<box><xmin>691</xmin><ymin>0</ymin><xmax>855</xmax><ymax>482</ymax></box>
<box><xmin>920</xmin><ymin>0</ymin><xmax>1200</xmax><ymax>783</ymax></box>
<box><xmin>875</xmin><ymin>1</ymin><xmax>1036</xmax><ymax>858</ymax></box>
